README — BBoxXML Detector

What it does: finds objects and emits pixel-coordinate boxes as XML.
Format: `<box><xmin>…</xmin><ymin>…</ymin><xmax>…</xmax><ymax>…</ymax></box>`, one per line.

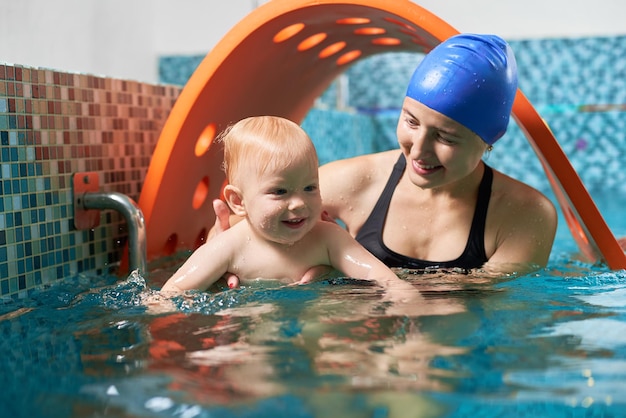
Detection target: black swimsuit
<box><xmin>355</xmin><ymin>154</ymin><xmax>492</xmax><ymax>271</ymax></box>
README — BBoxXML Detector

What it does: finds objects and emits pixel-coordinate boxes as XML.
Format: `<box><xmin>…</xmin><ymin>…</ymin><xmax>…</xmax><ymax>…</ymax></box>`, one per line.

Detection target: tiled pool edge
<box><xmin>0</xmin><ymin>64</ymin><xmax>180</xmax><ymax>299</ymax></box>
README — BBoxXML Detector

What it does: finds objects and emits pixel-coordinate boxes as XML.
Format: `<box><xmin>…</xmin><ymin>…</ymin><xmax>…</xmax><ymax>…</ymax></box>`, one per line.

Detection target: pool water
<box><xmin>2</xmin><ymin>194</ymin><xmax>626</xmax><ymax>418</ymax></box>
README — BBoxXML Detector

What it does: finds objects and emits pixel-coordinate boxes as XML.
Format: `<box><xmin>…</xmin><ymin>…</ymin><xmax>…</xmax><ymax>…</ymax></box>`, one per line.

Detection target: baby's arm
<box><xmin>323</xmin><ymin>223</ymin><xmax>421</xmax><ymax>313</ymax></box>
<box><xmin>161</xmin><ymin>232</ymin><xmax>234</xmax><ymax>293</ymax></box>
<box><xmin>322</xmin><ymin>223</ymin><xmax>399</xmax><ymax>284</ymax></box>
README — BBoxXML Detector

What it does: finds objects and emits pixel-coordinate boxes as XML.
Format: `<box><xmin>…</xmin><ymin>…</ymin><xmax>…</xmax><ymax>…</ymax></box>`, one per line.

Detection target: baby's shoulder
<box><xmin>213</xmin><ymin>220</ymin><xmax>255</xmax><ymax>249</ymax></box>
<box><xmin>310</xmin><ymin>219</ymin><xmax>345</xmax><ymax>235</ymax></box>
<box><xmin>308</xmin><ymin>221</ymin><xmax>353</xmax><ymax>244</ymax></box>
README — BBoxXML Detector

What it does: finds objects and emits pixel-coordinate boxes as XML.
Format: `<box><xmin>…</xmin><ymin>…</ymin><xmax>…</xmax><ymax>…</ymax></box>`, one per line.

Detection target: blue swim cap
<box><xmin>406</xmin><ymin>34</ymin><xmax>518</xmax><ymax>145</ymax></box>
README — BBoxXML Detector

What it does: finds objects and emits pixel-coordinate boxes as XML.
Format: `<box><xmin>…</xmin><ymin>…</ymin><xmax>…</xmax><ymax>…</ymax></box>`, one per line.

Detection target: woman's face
<box><xmin>396</xmin><ymin>97</ymin><xmax>489</xmax><ymax>190</ymax></box>
<box><xmin>239</xmin><ymin>158</ymin><xmax>322</xmax><ymax>245</ymax></box>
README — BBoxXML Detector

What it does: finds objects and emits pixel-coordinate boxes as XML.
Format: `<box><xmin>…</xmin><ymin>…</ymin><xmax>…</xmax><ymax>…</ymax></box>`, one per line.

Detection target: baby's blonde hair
<box><xmin>219</xmin><ymin>116</ymin><xmax>319</xmax><ymax>186</ymax></box>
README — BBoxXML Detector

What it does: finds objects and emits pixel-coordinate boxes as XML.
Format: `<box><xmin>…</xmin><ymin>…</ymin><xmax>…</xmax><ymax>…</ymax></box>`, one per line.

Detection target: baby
<box><xmin>161</xmin><ymin>116</ymin><xmax>408</xmax><ymax>293</ymax></box>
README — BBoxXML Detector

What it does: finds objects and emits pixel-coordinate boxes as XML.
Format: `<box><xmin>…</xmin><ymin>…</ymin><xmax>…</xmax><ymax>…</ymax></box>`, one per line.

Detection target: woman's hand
<box><xmin>212</xmin><ymin>199</ymin><xmax>240</xmax><ymax>288</ymax></box>
<box><xmin>210</xmin><ymin>199</ymin><xmax>234</xmax><ymax>238</ymax></box>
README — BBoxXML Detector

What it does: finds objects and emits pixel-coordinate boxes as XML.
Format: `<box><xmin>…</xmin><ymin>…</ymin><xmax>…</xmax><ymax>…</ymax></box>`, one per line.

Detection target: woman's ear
<box><xmin>223</xmin><ymin>185</ymin><xmax>246</xmax><ymax>217</ymax></box>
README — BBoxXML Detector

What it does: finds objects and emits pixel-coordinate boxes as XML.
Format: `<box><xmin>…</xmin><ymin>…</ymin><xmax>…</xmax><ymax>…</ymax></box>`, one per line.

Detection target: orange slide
<box><xmin>138</xmin><ymin>0</ymin><xmax>626</xmax><ymax>270</ymax></box>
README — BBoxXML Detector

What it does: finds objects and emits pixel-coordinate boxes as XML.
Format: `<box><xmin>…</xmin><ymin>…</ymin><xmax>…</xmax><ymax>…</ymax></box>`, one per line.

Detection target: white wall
<box><xmin>0</xmin><ymin>0</ymin><xmax>623</xmax><ymax>84</ymax></box>
<box><xmin>416</xmin><ymin>0</ymin><xmax>623</xmax><ymax>40</ymax></box>
<box><xmin>0</xmin><ymin>0</ymin><xmax>155</xmax><ymax>81</ymax></box>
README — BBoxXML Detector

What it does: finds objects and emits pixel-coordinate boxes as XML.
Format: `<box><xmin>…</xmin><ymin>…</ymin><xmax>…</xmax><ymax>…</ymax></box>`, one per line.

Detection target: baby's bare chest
<box><xmin>230</xmin><ymin>241</ymin><xmax>328</xmax><ymax>283</ymax></box>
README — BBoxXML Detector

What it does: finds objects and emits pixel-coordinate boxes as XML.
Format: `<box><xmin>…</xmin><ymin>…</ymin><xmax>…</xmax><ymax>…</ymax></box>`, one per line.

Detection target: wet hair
<box><xmin>219</xmin><ymin>115</ymin><xmax>319</xmax><ymax>186</ymax></box>
<box><xmin>406</xmin><ymin>33</ymin><xmax>518</xmax><ymax>145</ymax></box>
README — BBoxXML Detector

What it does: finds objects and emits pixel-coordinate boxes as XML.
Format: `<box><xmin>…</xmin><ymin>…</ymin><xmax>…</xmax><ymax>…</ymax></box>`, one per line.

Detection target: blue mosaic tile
<box><xmin>158</xmin><ymin>55</ymin><xmax>205</xmax><ymax>86</ymax></box>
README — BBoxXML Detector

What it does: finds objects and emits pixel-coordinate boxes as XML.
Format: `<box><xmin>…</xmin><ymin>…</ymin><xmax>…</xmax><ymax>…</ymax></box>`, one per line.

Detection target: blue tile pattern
<box><xmin>158</xmin><ymin>55</ymin><xmax>205</xmax><ymax>87</ymax></box>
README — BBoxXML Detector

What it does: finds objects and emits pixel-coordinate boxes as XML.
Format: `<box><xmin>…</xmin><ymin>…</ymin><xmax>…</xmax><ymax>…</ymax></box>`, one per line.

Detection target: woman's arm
<box><xmin>483</xmin><ymin>185</ymin><xmax>557</xmax><ymax>274</ymax></box>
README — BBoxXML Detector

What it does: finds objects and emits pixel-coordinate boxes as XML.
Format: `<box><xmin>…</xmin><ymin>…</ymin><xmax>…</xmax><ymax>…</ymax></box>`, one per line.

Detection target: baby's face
<box><xmin>241</xmin><ymin>158</ymin><xmax>322</xmax><ymax>245</ymax></box>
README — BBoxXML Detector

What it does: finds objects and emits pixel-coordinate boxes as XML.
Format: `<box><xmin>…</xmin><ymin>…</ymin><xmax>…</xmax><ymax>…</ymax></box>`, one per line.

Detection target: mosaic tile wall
<box><xmin>160</xmin><ymin>36</ymin><xmax>626</xmax><ymax>195</ymax></box>
<box><xmin>1</xmin><ymin>35</ymin><xmax>624</xmax><ymax>299</ymax></box>
<box><xmin>0</xmin><ymin>64</ymin><xmax>180</xmax><ymax>299</ymax></box>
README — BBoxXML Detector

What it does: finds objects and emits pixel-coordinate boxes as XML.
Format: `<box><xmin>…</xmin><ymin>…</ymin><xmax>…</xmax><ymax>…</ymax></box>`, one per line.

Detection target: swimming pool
<box><xmin>1</xmin><ymin>193</ymin><xmax>625</xmax><ymax>418</ymax></box>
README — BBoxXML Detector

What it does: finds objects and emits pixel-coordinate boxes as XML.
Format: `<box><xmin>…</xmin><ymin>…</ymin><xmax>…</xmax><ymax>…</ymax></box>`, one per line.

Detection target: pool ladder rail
<box><xmin>72</xmin><ymin>172</ymin><xmax>147</xmax><ymax>276</ymax></box>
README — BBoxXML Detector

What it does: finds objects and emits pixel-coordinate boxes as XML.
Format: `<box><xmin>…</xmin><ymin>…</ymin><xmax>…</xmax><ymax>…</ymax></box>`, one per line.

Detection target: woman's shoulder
<box><xmin>320</xmin><ymin>150</ymin><xmax>400</xmax><ymax>183</ymax></box>
<box><xmin>320</xmin><ymin>150</ymin><xmax>400</xmax><ymax>198</ymax></box>
<box><xmin>490</xmin><ymin>168</ymin><xmax>557</xmax><ymax>215</ymax></box>
<box><xmin>321</xmin><ymin>149</ymin><xmax>399</xmax><ymax>170</ymax></box>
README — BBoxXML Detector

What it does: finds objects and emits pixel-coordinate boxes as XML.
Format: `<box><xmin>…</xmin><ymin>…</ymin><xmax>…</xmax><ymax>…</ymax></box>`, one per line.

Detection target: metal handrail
<box><xmin>81</xmin><ymin>192</ymin><xmax>147</xmax><ymax>276</ymax></box>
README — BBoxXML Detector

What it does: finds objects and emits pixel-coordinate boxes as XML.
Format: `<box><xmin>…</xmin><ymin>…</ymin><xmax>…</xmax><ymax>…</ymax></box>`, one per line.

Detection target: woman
<box><xmin>214</xmin><ymin>33</ymin><xmax>557</xmax><ymax>277</ymax></box>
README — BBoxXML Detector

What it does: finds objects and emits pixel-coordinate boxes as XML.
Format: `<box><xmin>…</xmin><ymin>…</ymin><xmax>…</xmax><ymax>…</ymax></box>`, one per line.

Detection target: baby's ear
<box><xmin>223</xmin><ymin>185</ymin><xmax>246</xmax><ymax>217</ymax></box>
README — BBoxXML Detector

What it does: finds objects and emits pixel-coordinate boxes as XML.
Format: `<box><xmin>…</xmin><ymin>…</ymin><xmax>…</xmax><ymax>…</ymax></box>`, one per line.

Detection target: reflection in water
<box><xmin>297</xmin><ymin>282</ymin><xmax>469</xmax><ymax>396</ymax></box>
<box><xmin>2</xmin><ymin>265</ymin><xmax>626</xmax><ymax>416</ymax></box>
<box><xmin>139</xmin><ymin>279</ymin><xmax>464</xmax><ymax>417</ymax></box>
